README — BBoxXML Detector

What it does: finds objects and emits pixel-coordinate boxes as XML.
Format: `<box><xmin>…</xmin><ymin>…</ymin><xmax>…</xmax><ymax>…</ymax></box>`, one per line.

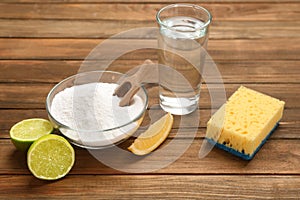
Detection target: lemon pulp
<box><xmin>128</xmin><ymin>113</ymin><xmax>173</xmax><ymax>155</ymax></box>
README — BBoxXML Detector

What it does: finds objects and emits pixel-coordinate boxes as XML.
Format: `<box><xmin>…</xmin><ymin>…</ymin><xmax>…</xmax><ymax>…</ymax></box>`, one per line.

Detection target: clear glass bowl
<box><xmin>46</xmin><ymin>71</ymin><xmax>148</xmax><ymax>149</ymax></box>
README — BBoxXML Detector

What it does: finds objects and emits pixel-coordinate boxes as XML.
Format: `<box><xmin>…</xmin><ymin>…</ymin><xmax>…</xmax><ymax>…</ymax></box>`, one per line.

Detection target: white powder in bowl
<box><xmin>50</xmin><ymin>82</ymin><xmax>145</xmax><ymax>147</ymax></box>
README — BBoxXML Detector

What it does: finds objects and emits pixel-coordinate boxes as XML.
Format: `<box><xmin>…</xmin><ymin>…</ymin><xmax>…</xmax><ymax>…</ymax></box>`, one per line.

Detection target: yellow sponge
<box><xmin>206</xmin><ymin>86</ymin><xmax>285</xmax><ymax>160</ymax></box>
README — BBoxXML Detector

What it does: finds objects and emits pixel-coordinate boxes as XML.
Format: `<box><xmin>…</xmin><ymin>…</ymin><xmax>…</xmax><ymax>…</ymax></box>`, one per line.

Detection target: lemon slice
<box><xmin>10</xmin><ymin>118</ymin><xmax>53</xmax><ymax>151</ymax></box>
<box><xmin>27</xmin><ymin>134</ymin><xmax>75</xmax><ymax>180</ymax></box>
<box><xmin>128</xmin><ymin>113</ymin><xmax>173</xmax><ymax>155</ymax></box>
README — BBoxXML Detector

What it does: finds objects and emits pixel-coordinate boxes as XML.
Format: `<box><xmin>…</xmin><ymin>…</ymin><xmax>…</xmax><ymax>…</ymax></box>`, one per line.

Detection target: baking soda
<box><xmin>50</xmin><ymin>82</ymin><xmax>145</xmax><ymax>147</ymax></box>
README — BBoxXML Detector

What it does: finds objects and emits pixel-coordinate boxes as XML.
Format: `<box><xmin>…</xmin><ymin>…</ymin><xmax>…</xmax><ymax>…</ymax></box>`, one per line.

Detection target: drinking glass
<box><xmin>156</xmin><ymin>4</ymin><xmax>212</xmax><ymax>115</ymax></box>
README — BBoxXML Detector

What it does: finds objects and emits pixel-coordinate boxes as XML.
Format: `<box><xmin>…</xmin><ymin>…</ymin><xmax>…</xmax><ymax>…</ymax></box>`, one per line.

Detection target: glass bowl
<box><xmin>46</xmin><ymin>71</ymin><xmax>148</xmax><ymax>149</ymax></box>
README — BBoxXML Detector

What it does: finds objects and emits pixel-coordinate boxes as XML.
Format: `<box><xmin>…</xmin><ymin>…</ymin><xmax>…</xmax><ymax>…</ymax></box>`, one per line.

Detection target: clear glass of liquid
<box><xmin>156</xmin><ymin>4</ymin><xmax>212</xmax><ymax>115</ymax></box>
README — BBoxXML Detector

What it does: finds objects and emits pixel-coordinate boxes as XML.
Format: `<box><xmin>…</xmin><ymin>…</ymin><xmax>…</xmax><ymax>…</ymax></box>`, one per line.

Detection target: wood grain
<box><xmin>1</xmin><ymin>138</ymin><xmax>300</xmax><ymax>175</ymax></box>
<box><xmin>0</xmin><ymin>38</ymin><xmax>299</xmax><ymax>60</ymax></box>
<box><xmin>0</xmin><ymin>3</ymin><xmax>299</xmax><ymax>21</ymax></box>
<box><xmin>0</xmin><ymin>108</ymin><xmax>299</xmax><ymax>138</ymax></box>
<box><xmin>0</xmin><ymin>83</ymin><xmax>298</xmax><ymax>109</ymax></box>
<box><xmin>1</xmin><ymin>20</ymin><xmax>299</xmax><ymax>39</ymax></box>
<box><xmin>0</xmin><ymin>1</ymin><xmax>299</xmax><ymax>198</ymax></box>
<box><xmin>2</xmin><ymin>0</ymin><xmax>300</xmax><ymax>3</ymax></box>
<box><xmin>2</xmin><ymin>124</ymin><xmax>300</xmax><ymax>141</ymax></box>
<box><xmin>0</xmin><ymin>175</ymin><xmax>299</xmax><ymax>199</ymax></box>
<box><xmin>1</xmin><ymin>60</ymin><xmax>300</xmax><ymax>83</ymax></box>
<box><xmin>0</xmin><ymin>83</ymin><xmax>54</xmax><ymax>109</ymax></box>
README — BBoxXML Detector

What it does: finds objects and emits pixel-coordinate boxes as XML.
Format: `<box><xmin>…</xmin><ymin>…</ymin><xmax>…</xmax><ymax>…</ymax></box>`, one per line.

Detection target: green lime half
<box><xmin>27</xmin><ymin>134</ymin><xmax>75</xmax><ymax>180</ymax></box>
<box><xmin>10</xmin><ymin>118</ymin><xmax>53</xmax><ymax>151</ymax></box>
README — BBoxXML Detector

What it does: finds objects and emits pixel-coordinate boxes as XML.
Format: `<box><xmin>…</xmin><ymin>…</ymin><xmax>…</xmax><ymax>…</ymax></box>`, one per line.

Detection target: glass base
<box><xmin>159</xmin><ymin>95</ymin><xmax>199</xmax><ymax>115</ymax></box>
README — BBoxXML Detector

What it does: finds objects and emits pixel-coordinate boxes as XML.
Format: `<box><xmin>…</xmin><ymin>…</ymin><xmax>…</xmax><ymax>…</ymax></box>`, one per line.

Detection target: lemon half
<box><xmin>128</xmin><ymin>113</ymin><xmax>173</xmax><ymax>155</ymax></box>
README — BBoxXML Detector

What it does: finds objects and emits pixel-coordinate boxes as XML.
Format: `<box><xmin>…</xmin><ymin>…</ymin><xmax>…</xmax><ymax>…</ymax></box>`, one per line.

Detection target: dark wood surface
<box><xmin>0</xmin><ymin>1</ymin><xmax>299</xmax><ymax>199</ymax></box>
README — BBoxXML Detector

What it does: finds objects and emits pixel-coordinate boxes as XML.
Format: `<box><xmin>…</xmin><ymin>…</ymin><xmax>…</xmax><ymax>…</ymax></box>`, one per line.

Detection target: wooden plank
<box><xmin>0</xmin><ymin>60</ymin><xmax>81</xmax><ymax>83</ymax></box>
<box><xmin>1</xmin><ymin>60</ymin><xmax>300</xmax><ymax>84</ymax></box>
<box><xmin>0</xmin><ymin>83</ymin><xmax>298</xmax><ymax>109</ymax></box>
<box><xmin>0</xmin><ymin>3</ymin><xmax>299</xmax><ymax>21</ymax></box>
<box><xmin>0</xmin><ymin>38</ymin><xmax>99</xmax><ymax>60</ymax></box>
<box><xmin>0</xmin><ymin>1</ymin><xmax>298</xmax><ymax>198</ymax></box>
<box><xmin>0</xmin><ymin>175</ymin><xmax>299</xmax><ymax>199</ymax></box>
<box><xmin>0</xmin><ymin>19</ymin><xmax>151</xmax><ymax>39</ymax></box>
<box><xmin>211</xmin><ymin>21</ymin><xmax>300</xmax><ymax>39</ymax></box>
<box><xmin>1</xmin><ymin>20</ymin><xmax>300</xmax><ymax>39</ymax></box>
<box><xmin>1</xmin><ymin>0</ymin><xmax>300</xmax><ymax>3</ymax></box>
<box><xmin>0</xmin><ymin>84</ymin><xmax>54</xmax><ymax>109</ymax></box>
<box><xmin>2</xmin><ymin>124</ymin><xmax>300</xmax><ymax>140</ymax></box>
<box><xmin>0</xmin><ymin>108</ymin><xmax>299</xmax><ymax>138</ymax></box>
<box><xmin>3</xmin><ymin>124</ymin><xmax>300</xmax><ymax>141</ymax></box>
<box><xmin>0</xmin><ymin>38</ymin><xmax>299</xmax><ymax>60</ymax></box>
<box><xmin>1</xmin><ymin>138</ymin><xmax>300</xmax><ymax>175</ymax></box>
<box><xmin>0</xmin><ymin>109</ymin><xmax>48</xmax><ymax>131</ymax></box>
<box><xmin>214</xmin><ymin>60</ymin><xmax>300</xmax><ymax>83</ymax></box>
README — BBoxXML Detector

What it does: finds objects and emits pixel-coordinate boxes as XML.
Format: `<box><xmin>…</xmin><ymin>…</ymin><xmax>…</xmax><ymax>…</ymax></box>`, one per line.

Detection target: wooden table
<box><xmin>0</xmin><ymin>0</ymin><xmax>299</xmax><ymax>199</ymax></box>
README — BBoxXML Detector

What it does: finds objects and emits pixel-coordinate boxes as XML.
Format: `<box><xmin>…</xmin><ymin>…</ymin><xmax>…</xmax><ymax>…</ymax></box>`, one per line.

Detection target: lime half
<box><xmin>10</xmin><ymin>118</ymin><xmax>53</xmax><ymax>151</ymax></box>
<box><xmin>27</xmin><ymin>134</ymin><xmax>75</xmax><ymax>180</ymax></box>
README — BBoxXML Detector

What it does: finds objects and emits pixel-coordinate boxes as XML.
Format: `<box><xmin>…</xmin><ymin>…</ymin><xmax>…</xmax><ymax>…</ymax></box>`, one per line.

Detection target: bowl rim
<box><xmin>45</xmin><ymin>70</ymin><xmax>148</xmax><ymax>133</ymax></box>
